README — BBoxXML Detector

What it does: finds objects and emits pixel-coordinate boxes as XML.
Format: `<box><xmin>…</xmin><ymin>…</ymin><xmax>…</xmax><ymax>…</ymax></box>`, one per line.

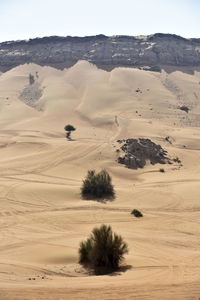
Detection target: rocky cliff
<box><xmin>0</xmin><ymin>33</ymin><xmax>200</xmax><ymax>72</ymax></box>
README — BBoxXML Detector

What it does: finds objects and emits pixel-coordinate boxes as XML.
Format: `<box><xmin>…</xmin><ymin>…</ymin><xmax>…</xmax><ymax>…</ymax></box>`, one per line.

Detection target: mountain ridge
<box><xmin>0</xmin><ymin>33</ymin><xmax>200</xmax><ymax>72</ymax></box>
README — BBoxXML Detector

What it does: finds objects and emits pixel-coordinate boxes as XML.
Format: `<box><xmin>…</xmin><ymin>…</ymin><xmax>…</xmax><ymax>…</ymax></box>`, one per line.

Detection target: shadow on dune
<box><xmin>82</xmin><ymin>197</ymin><xmax>115</xmax><ymax>204</ymax></box>
<box><xmin>108</xmin><ymin>265</ymin><xmax>133</xmax><ymax>276</ymax></box>
<box><xmin>43</xmin><ymin>255</ymin><xmax>76</xmax><ymax>265</ymax></box>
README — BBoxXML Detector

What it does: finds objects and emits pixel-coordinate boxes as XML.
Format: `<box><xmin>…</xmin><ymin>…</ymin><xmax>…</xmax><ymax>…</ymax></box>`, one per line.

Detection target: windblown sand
<box><xmin>0</xmin><ymin>61</ymin><xmax>200</xmax><ymax>299</ymax></box>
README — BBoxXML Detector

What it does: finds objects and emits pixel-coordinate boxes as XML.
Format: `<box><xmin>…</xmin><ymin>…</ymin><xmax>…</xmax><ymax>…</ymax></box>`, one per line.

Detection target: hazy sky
<box><xmin>1</xmin><ymin>0</ymin><xmax>199</xmax><ymax>42</ymax></box>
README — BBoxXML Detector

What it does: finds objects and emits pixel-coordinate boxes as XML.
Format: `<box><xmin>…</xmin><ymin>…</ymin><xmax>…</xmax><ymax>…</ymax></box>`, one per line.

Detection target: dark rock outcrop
<box><xmin>117</xmin><ymin>138</ymin><xmax>170</xmax><ymax>169</ymax></box>
<box><xmin>0</xmin><ymin>33</ymin><xmax>199</xmax><ymax>72</ymax></box>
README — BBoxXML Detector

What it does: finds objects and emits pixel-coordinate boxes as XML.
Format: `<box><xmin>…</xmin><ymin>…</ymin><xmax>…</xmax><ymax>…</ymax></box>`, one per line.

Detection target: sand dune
<box><xmin>0</xmin><ymin>61</ymin><xmax>200</xmax><ymax>299</ymax></box>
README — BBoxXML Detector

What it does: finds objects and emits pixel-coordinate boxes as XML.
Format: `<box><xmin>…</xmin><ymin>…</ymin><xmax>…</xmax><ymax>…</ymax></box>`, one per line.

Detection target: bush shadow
<box><xmin>108</xmin><ymin>265</ymin><xmax>133</xmax><ymax>276</ymax></box>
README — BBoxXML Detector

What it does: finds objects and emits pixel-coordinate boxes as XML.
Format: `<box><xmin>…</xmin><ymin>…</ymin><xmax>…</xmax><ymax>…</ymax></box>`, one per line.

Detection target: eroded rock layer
<box><xmin>0</xmin><ymin>33</ymin><xmax>199</xmax><ymax>72</ymax></box>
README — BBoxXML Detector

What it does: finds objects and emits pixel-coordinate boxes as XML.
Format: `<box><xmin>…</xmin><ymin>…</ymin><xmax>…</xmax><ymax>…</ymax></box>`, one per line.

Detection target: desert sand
<box><xmin>0</xmin><ymin>61</ymin><xmax>200</xmax><ymax>299</ymax></box>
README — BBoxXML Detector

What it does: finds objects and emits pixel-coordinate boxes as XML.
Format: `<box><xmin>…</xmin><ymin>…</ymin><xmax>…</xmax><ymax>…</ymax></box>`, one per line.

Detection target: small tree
<box><xmin>79</xmin><ymin>224</ymin><xmax>128</xmax><ymax>274</ymax></box>
<box><xmin>81</xmin><ymin>169</ymin><xmax>115</xmax><ymax>199</ymax></box>
<box><xmin>64</xmin><ymin>124</ymin><xmax>76</xmax><ymax>139</ymax></box>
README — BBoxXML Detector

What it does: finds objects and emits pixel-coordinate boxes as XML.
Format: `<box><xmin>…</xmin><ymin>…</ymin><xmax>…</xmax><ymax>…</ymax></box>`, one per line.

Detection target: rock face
<box><xmin>0</xmin><ymin>33</ymin><xmax>199</xmax><ymax>72</ymax></box>
<box><xmin>117</xmin><ymin>138</ymin><xmax>170</xmax><ymax>169</ymax></box>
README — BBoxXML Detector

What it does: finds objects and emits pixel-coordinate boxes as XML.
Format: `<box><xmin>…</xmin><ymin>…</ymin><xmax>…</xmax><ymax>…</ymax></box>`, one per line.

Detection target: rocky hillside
<box><xmin>0</xmin><ymin>33</ymin><xmax>200</xmax><ymax>72</ymax></box>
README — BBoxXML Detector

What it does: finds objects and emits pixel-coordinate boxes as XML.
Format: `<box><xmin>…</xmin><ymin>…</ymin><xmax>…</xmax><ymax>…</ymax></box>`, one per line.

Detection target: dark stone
<box><xmin>131</xmin><ymin>209</ymin><xmax>143</xmax><ymax>218</ymax></box>
<box><xmin>118</xmin><ymin>138</ymin><xmax>171</xmax><ymax>169</ymax></box>
<box><xmin>179</xmin><ymin>105</ymin><xmax>190</xmax><ymax>113</ymax></box>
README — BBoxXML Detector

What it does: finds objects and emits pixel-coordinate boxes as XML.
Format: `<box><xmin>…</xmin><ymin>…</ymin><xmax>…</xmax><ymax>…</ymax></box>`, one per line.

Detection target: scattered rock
<box><xmin>19</xmin><ymin>74</ymin><xmax>43</xmax><ymax>111</ymax></box>
<box><xmin>173</xmin><ymin>157</ymin><xmax>181</xmax><ymax>164</ymax></box>
<box><xmin>117</xmin><ymin>138</ymin><xmax>170</xmax><ymax>169</ymax></box>
<box><xmin>117</xmin><ymin>139</ymin><xmax>125</xmax><ymax>144</ymax></box>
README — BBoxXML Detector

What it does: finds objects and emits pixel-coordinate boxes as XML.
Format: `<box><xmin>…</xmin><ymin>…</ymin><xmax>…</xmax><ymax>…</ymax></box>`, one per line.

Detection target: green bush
<box><xmin>79</xmin><ymin>224</ymin><xmax>128</xmax><ymax>274</ymax></box>
<box><xmin>81</xmin><ymin>169</ymin><xmax>115</xmax><ymax>199</ymax></box>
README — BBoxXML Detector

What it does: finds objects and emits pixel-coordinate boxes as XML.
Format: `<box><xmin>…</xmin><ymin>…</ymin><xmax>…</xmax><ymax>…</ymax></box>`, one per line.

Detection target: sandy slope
<box><xmin>0</xmin><ymin>61</ymin><xmax>200</xmax><ymax>299</ymax></box>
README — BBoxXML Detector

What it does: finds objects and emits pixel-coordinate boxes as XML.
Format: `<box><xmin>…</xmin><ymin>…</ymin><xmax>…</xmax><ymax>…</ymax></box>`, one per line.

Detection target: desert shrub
<box><xmin>159</xmin><ymin>168</ymin><xmax>165</xmax><ymax>173</ymax></box>
<box><xmin>79</xmin><ymin>238</ymin><xmax>93</xmax><ymax>264</ymax></box>
<box><xmin>131</xmin><ymin>209</ymin><xmax>143</xmax><ymax>218</ymax></box>
<box><xmin>79</xmin><ymin>224</ymin><xmax>128</xmax><ymax>274</ymax></box>
<box><xmin>81</xmin><ymin>169</ymin><xmax>115</xmax><ymax>199</ymax></box>
<box><xmin>64</xmin><ymin>124</ymin><xmax>76</xmax><ymax>139</ymax></box>
<box><xmin>29</xmin><ymin>73</ymin><xmax>35</xmax><ymax>85</ymax></box>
